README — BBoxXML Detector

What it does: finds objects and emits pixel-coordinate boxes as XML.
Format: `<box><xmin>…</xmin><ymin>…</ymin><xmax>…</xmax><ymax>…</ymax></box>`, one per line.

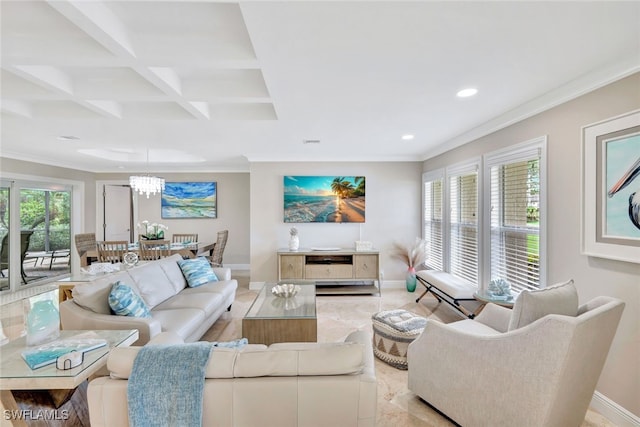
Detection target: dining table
<box><xmin>81</xmin><ymin>241</ymin><xmax>216</xmax><ymax>267</ymax></box>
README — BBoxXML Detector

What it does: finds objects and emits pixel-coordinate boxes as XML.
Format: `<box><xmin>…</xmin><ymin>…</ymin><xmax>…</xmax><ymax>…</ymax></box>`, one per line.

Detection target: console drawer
<box><xmin>280</xmin><ymin>255</ymin><xmax>304</xmax><ymax>279</ymax></box>
<box><xmin>354</xmin><ymin>255</ymin><xmax>378</xmax><ymax>279</ymax></box>
<box><xmin>305</xmin><ymin>264</ymin><xmax>353</xmax><ymax>279</ymax></box>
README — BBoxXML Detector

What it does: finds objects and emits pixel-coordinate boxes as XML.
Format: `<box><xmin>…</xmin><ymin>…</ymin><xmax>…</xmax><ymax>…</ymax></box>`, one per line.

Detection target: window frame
<box><xmin>482</xmin><ymin>136</ymin><xmax>547</xmax><ymax>291</ymax></box>
<box><xmin>422</xmin><ymin>137</ymin><xmax>547</xmax><ymax>293</ymax></box>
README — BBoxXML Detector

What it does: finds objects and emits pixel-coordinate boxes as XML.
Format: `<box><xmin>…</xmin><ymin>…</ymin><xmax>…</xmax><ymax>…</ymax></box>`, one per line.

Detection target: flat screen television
<box><xmin>284</xmin><ymin>176</ymin><xmax>365</xmax><ymax>223</ymax></box>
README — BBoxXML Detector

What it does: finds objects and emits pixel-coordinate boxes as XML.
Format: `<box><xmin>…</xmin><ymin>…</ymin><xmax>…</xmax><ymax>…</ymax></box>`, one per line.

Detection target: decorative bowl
<box><xmin>271</xmin><ymin>283</ymin><xmax>301</xmax><ymax>298</ymax></box>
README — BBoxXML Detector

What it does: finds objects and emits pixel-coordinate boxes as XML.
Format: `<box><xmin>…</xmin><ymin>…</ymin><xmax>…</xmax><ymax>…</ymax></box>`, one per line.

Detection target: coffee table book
<box><xmin>21</xmin><ymin>331</ymin><xmax>108</xmax><ymax>370</ymax></box>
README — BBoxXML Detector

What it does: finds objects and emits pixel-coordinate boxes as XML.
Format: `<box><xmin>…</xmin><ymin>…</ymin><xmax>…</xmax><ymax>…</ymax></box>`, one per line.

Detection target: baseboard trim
<box><xmin>227</xmin><ymin>263</ymin><xmax>250</xmax><ymax>270</ymax></box>
<box><xmin>591</xmin><ymin>391</ymin><xmax>640</xmax><ymax>427</ymax></box>
<box><xmin>249</xmin><ymin>281</ymin><xmax>265</xmax><ymax>291</ymax></box>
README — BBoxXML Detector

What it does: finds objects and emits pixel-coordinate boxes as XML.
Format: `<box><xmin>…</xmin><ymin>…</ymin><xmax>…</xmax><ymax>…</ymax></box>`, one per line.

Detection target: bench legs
<box><xmin>415</xmin><ymin>275</ymin><xmax>476</xmax><ymax>319</ymax></box>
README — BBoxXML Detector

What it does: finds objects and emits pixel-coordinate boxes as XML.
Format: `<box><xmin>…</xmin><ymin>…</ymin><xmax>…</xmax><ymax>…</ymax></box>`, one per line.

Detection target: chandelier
<box><xmin>129</xmin><ymin>150</ymin><xmax>165</xmax><ymax>198</ymax></box>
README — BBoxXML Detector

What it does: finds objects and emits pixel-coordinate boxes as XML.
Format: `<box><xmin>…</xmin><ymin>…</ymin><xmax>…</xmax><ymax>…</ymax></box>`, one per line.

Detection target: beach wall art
<box><xmin>284</xmin><ymin>176</ymin><xmax>365</xmax><ymax>223</ymax></box>
<box><xmin>162</xmin><ymin>182</ymin><xmax>217</xmax><ymax>219</ymax></box>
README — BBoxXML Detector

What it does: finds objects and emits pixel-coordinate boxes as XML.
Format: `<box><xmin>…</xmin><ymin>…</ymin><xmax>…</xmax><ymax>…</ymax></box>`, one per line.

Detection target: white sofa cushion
<box><xmin>107</xmin><ymin>340</ymin><xmax>363</xmax><ymax>379</ymax></box>
<box><xmin>72</xmin><ymin>271</ymin><xmax>134</xmax><ymax>315</ymax></box>
<box><xmin>127</xmin><ymin>263</ymin><xmax>177</xmax><ymax>309</ymax></box>
<box><xmin>508</xmin><ymin>279</ymin><xmax>578</xmax><ymax>331</ymax></box>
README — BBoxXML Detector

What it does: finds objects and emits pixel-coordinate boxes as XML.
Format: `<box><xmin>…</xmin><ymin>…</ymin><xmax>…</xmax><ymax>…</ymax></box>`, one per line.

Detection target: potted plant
<box><xmin>391</xmin><ymin>238</ymin><xmax>427</xmax><ymax>292</ymax></box>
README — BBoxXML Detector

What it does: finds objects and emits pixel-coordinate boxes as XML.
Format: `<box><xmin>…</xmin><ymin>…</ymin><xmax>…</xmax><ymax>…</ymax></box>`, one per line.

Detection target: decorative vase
<box><xmin>289</xmin><ymin>235</ymin><xmax>299</xmax><ymax>251</ymax></box>
<box><xmin>26</xmin><ymin>300</ymin><xmax>60</xmax><ymax>346</ymax></box>
<box><xmin>405</xmin><ymin>267</ymin><xmax>417</xmax><ymax>292</ymax></box>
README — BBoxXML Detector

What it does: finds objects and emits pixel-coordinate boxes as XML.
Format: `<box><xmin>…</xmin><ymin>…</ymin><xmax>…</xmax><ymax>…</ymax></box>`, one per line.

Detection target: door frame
<box><xmin>0</xmin><ymin>173</ymin><xmax>84</xmax><ymax>293</ymax></box>
<box><xmin>95</xmin><ymin>180</ymin><xmax>138</xmax><ymax>244</ymax></box>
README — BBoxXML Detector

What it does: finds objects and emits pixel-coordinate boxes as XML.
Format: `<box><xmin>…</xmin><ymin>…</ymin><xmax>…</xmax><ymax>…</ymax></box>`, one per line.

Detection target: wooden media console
<box><xmin>277</xmin><ymin>249</ymin><xmax>381</xmax><ymax>295</ymax></box>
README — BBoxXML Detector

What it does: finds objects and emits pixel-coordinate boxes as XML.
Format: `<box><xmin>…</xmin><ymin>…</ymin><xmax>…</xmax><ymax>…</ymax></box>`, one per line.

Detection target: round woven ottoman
<box><xmin>372</xmin><ymin>309</ymin><xmax>427</xmax><ymax>370</ymax></box>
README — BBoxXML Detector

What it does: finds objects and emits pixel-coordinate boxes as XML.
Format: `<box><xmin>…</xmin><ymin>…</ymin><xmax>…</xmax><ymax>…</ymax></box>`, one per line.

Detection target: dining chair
<box><xmin>139</xmin><ymin>240</ymin><xmax>170</xmax><ymax>261</ymax></box>
<box><xmin>172</xmin><ymin>234</ymin><xmax>198</xmax><ymax>244</ymax></box>
<box><xmin>74</xmin><ymin>233</ymin><xmax>97</xmax><ymax>257</ymax></box>
<box><xmin>208</xmin><ymin>230</ymin><xmax>228</xmax><ymax>267</ymax></box>
<box><xmin>96</xmin><ymin>241</ymin><xmax>128</xmax><ymax>263</ymax></box>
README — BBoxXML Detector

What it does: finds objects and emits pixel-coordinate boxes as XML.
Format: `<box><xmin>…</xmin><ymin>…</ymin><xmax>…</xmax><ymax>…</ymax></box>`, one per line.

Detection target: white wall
<box><xmin>249</xmin><ymin>162</ymin><xmax>423</xmax><ymax>285</ymax></box>
<box><xmin>422</xmin><ymin>73</ymin><xmax>640</xmax><ymax>418</ymax></box>
<box><xmin>95</xmin><ymin>172</ymin><xmax>251</xmax><ymax>265</ymax></box>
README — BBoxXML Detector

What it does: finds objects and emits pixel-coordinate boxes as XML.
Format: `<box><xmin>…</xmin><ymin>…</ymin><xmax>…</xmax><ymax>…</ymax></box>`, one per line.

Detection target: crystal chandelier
<box><xmin>129</xmin><ymin>150</ymin><xmax>165</xmax><ymax>198</ymax></box>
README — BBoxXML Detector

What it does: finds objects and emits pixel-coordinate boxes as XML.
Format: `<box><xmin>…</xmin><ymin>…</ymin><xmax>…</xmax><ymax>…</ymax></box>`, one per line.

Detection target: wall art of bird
<box><xmin>608</xmin><ymin>157</ymin><xmax>640</xmax><ymax>231</ymax></box>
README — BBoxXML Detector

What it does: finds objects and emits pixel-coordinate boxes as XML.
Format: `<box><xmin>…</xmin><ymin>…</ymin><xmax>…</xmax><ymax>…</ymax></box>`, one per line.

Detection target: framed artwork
<box><xmin>161</xmin><ymin>182</ymin><xmax>217</xmax><ymax>219</ymax></box>
<box><xmin>582</xmin><ymin>110</ymin><xmax>640</xmax><ymax>263</ymax></box>
<box><xmin>283</xmin><ymin>176</ymin><xmax>365</xmax><ymax>223</ymax></box>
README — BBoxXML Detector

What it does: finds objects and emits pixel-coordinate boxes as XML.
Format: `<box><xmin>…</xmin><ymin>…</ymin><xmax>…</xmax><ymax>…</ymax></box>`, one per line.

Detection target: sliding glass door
<box><xmin>0</xmin><ymin>180</ymin><xmax>72</xmax><ymax>293</ymax></box>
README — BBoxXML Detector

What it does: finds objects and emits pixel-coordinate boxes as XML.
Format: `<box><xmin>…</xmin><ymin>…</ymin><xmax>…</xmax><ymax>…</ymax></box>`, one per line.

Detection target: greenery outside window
<box><xmin>484</xmin><ymin>137</ymin><xmax>546</xmax><ymax>292</ymax></box>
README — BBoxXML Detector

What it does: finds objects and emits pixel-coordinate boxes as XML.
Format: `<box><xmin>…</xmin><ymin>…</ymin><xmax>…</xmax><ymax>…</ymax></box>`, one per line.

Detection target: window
<box><xmin>448</xmin><ymin>165</ymin><xmax>479</xmax><ymax>285</ymax></box>
<box><xmin>422</xmin><ymin>137</ymin><xmax>546</xmax><ymax>294</ymax></box>
<box><xmin>423</xmin><ymin>171</ymin><xmax>443</xmax><ymax>270</ymax></box>
<box><xmin>484</xmin><ymin>137</ymin><xmax>546</xmax><ymax>292</ymax></box>
<box><xmin>422</xmin><ymin>161</ymin><xmax>480</xmax><ymax>286</ymax></box>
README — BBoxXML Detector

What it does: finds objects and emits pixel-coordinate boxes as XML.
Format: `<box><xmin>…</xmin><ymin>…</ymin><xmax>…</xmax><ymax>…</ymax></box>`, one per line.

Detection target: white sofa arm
<box><xmin>60</xmin><ymin>300</ymin><xmax>161</xmax><ymax>345</ymax></box>
<box><xmin>212</xmin><ymin>267</ymin><xmax>231</xmax><ymax>281</ymax></box>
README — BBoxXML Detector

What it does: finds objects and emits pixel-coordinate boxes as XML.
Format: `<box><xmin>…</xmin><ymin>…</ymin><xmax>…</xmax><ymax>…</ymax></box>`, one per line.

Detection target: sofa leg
<box><xmin>227</xmin><ymin>304</ymin><xmax>232</xmax><ymax>311</ymax></box>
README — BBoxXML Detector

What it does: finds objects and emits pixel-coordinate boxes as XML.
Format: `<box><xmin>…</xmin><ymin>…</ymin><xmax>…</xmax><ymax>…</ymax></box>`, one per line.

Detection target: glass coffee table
<box><xmin>243</xmin><ymin>281</ymin><xmax>317</xmax><ymax>345</ymax></box>
<box><xmin>0</xmin><ymin>329</ymin><xmax>138</xmax><ymax>421</ymax></box>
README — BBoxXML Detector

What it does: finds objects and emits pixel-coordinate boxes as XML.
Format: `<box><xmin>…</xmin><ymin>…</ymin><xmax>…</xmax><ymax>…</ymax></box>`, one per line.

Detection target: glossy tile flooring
<box><xmin>0</xmin><ymin>272</ymin><xmax>615</xmax><ymax>427</ymax></box>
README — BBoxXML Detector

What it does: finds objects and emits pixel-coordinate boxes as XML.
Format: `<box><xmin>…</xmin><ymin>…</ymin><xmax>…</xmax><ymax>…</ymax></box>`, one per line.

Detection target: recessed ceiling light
<box><xmin>457</xmin><ymin>88</ymin><xmax>478</xmax><ymax>98</ymax></box>
<box><xmin>401</xmin><ymin>134</ymin><xmax>415</xmax><ymax>141</ymax></box>
<box><xmin>57</xmin><ymin>135</ymin><xmax>80</xmax><ymax>141</ymax></box>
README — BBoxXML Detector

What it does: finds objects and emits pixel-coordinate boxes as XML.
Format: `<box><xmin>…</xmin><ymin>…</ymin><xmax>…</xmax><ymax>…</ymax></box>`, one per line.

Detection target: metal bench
<box><xmin>415</xmin><ymin>270</ymin><xmax>477</xmax><ymax>318</ymax></box>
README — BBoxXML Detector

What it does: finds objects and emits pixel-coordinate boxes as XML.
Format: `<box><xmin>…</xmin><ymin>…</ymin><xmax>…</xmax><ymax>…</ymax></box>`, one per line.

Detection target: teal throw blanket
<box><xmin>127</xmin><ymin>339</ymin><xmax>248</xmax><ymax>427</ymax></box>
<box><xmin>127</xmin><ymin>342</ymin><xmax>213</xmax><ymax>427</ymax></box>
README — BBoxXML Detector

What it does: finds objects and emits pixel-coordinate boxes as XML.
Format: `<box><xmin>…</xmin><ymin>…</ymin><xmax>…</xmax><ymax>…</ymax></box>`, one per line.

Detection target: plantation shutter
<box><xmin>488</xmin><ymin>151</ymin><xmax>541</xmax><ymax>293</ymax></box>
<box><xmin>449</xmin><ymin>168</ymin><xmax>478</xmax><ymax>285</ymax></box>
<box><xmin>423</xmin><ymin>175</ymin><xmax>443</xmax><ymax>270</ymax></box>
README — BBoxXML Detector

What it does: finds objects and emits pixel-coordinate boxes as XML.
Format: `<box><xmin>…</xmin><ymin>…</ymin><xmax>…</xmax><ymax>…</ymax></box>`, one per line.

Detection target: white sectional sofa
<box><xmin>87</xmin><ymin>330</ymin><xmax>377</xmax><ymax>427</ymax></box>
<box><xmin>59</xmin><ymin>254</ymin><xmax>237</xmax><ymax>345</ymax></box>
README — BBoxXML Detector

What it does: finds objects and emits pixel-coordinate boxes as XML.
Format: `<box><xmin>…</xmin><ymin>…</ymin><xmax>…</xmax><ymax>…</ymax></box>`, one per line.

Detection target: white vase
<box><xmin>289</xmin><ymin>235</ymin><xmax>299</xmax><ymax>251</ymax></box>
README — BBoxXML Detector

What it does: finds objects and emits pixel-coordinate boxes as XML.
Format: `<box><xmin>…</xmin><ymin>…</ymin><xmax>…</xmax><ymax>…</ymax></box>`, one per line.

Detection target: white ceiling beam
<box><xmin>136</xmin><ymin>67</ymin><xmax>210</xmax><ymax>120</ymax></box>
<box><xmin>0</xmin><ymin>100</ymin><xmax>32</xmax><ymax>118</ymax></box>
<box><xmin>147</xmin><ymin>67</ymin><xmax>182</xmax><ymax>94</ymax></box>
<box><xmin>46</xmin><ymin>0</ymin><xmax>136</xmax><ymax>57</ymax></box>
<box><xmin>84</xmin><ymin>100</ymin><xmax>123</xmax><ymax>119</ymax></box>
<box><xmin>189</xmin><ymin>102</ymin><xmax>210</xmax><ymax>119</ymax></box>
<box><xmin>11</xmin><ymin>65</ymin><xmax>74</xmax><ymax>95</ymax></box>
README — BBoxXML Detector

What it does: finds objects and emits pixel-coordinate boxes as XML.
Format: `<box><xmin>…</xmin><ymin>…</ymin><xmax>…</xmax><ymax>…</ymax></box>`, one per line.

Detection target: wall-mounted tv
<box><xmin>284</xmin><ymin>176</ymin><xmax>365</xmax><ymax>223</ymax></box>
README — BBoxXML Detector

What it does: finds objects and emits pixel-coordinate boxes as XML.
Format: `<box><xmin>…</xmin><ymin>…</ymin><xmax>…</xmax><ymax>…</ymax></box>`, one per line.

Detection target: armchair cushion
<box><xmin>508</xmin><ymin>279</ymin><xmax>577</xmax><ymax>331</ymax></box>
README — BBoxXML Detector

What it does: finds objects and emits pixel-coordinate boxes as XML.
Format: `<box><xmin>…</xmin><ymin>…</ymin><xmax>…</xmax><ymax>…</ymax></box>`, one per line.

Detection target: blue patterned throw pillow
<box><xmin>108</xmin><ymin>281</ymin><xmax>151</xmax><ymax>318</ymax></box>
<box><xmin>178</xmin><ymin>257</ymin><xmax>219</xmax><ymax>288</ymax></box>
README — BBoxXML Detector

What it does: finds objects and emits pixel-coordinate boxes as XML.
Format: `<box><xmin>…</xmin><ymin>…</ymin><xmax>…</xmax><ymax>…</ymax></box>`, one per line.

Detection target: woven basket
<box><xmin>372</xmin><ymin>309</ymin><xmax>427</xmax><ymax>370</ymax></box>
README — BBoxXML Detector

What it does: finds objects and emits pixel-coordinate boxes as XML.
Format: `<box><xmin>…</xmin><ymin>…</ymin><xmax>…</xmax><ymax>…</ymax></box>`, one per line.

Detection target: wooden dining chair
<box><xmin>139</xmin><ymin>240</ymin><xmax>170</xmax><ymax>261</ymax></box>
<box><xmin>172</xmin><ymin>234</ymin><xmax>198</xmax><ymax>244</ymax></box>
<box><xmin>96</xmin><ymin>241</ymin><xmax>128</xmax><ymax>263</ymax></box>
<box><xmin>208</xmin><ymin>230</ymin><xmax>228</xmax><ymax>267</ymax></box>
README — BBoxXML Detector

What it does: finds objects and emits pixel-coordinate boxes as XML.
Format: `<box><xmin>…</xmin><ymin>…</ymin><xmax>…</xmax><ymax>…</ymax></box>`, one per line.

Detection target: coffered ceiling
<box><xmin>1</xmin><ymin>1</ymin><xmax>639</xmax><ymax>173</ymax></box>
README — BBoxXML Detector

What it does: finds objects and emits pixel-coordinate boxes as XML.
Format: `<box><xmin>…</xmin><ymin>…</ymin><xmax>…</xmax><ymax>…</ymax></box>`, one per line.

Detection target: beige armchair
<box><xmin>407</xmin><ymin>280</ymin><xmax>625</xmax><ymax>427</ymax></box>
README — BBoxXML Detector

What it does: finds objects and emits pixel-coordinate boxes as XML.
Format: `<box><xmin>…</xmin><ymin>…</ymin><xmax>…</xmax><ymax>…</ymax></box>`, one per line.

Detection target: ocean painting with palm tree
<box><xmin>284</xmin><ymin>176</ymin><xmax>365</xmax><ymax>223</ymax></box>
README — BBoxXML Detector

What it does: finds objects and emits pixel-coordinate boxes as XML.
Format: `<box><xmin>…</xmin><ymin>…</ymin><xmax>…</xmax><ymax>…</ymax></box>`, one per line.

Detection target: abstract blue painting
<box><xmin>162</xmin><ymin>182</ymin><xmax>217</xmax><ymax>219</ymax></box>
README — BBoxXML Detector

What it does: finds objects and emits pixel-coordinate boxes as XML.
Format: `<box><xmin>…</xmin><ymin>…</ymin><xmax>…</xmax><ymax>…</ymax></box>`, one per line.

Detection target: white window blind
<box><xmin>449</xmin><ymin>170</ymin><xmax>478</xmax><ymax>285</ymax></box>
<box><xmin>423</xmin><ymin>177</ymin><xmax>443</xmax><ymax>270</ymax></box>
<box><xmin>488</xmin><ymin>148</ymin><xmax>542</xmax><ymax>293</ymax></box>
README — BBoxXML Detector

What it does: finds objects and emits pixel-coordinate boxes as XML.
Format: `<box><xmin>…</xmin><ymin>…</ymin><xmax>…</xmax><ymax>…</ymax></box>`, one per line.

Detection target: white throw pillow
<box><xmin>508</xmin><ymin>279</ymin><xmax>578</xmax><ymax>331</ymax></box>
